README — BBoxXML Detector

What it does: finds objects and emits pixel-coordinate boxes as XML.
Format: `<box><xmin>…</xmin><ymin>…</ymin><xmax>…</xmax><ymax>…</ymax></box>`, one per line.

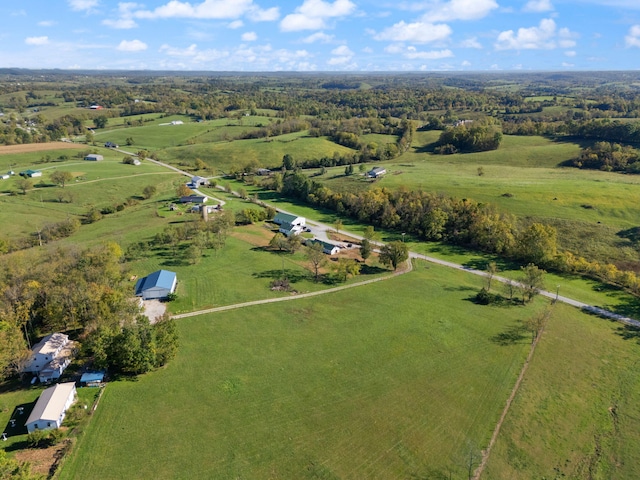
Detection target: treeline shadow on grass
<box><xmin>490</xmin><ymin>323</ymin><xmax>528</xmax><ymax>346</ymax></box>
<box><xmin>253</xmin><ymin>269</ymin><xmax>310</xmax><ymax>284</ymax></box>
<box><xmin>615</xmin><ymin>324</ymin><xmax>640</xmax><ymax>343</ymax></box>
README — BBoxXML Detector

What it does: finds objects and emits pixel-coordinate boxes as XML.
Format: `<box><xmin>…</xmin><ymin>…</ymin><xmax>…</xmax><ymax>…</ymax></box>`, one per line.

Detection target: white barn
<box><xmin>25</xmin><ymin>382</ymin><xmax>77</xmax><ymax>433</ymax></box>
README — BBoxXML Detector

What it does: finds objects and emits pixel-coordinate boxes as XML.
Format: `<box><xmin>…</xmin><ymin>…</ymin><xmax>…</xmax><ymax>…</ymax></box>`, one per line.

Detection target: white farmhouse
<box><xmin>25</xmin><ymin>382</ymin><xmax>77</xmax><ymax>433</ymax></box>
<box><xmin>23</xmin><ymin>333</ymin><xmax>75</xmax><ymax>383</ymax></box>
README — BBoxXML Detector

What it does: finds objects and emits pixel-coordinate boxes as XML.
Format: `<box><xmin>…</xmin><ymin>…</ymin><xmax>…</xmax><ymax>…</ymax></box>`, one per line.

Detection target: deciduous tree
<box><xmin>50</xmin><ymin>170</ymin><xmax>73</xmax><ymax>188</ymax></box>
<box><xmin>306</xmin><ymin>242</ymin><xmax>326</xmax><ymax>282</ymax></box>
<box><xmin>379</xmin><ymin>241</ymin><xmax>409</xmax><ymax>271</ymax></box>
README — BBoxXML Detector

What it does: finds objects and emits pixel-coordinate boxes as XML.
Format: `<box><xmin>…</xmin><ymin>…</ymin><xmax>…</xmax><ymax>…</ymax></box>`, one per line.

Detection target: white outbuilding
<box><xmin>25</xmin><ymin>382</ymin><xmax>77</xmax><ymax>433</ymax></box>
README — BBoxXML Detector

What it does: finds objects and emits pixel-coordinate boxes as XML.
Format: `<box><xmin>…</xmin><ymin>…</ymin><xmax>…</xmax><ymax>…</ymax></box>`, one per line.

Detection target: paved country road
<box><xmin>134</xmin><ymin>154</ymin><xmax>639</xmax><ymax>328</ymax></box>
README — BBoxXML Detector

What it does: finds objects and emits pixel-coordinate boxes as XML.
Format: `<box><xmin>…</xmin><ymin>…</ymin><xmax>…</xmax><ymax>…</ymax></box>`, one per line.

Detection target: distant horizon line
<box><xmin>1</xmin><ymin>67</ymin><xmax>640</xmax><ymax>76</ymax></box>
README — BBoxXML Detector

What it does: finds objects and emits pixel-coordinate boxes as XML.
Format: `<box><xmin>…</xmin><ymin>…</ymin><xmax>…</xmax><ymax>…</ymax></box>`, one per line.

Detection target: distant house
<box><xmin>180</xmin><ymin>195</ymin><xmax>208</xmax><ymax>204</ymax></box>
<box><xmin>132</xmin><ymin>159</ymin><xmax>141</xmax><ymax>166</ymax></box>
<box><xmin>367</xmin><ymin>167</ymin><xmax>386</xmax><ymax>179</ymax></box>
<box><xmin>104</xmin><ymin>142</ymin><xmax>119</xmax><ymax>148</ymax></box>
<box><xmin>23</xmin><ymin>332</ymin><xmax>75</xmax><ymax>383</ymax></box>
<box><xmin>25</xmin><ymin>382</ymin><xmax>77</xmax><ymax>434</ymax></box>
<box><xmin>84</xmin><ymin>154</ymin><xmax>103</xmax><ymax>161</ymax></box>
<box><xmin>279</xmin><ymin>222</ymin><xmax>303</xmax><ymax>237</ymax></box>
<box><xmin>257</xmin><ymin>168</ymin><xmax>272</xmax><ymax>176</ymax></box>
<box><xmin>306</xmin><ymin>239</ymin><xmax>341</xmax><ymax>255</ymax></box>
<box><xmin>191</xmin><ymin>176</ymin><xmax>209</xmax><ymax>187</ymax></box>
<box><xmin>0</xmin><ymin>174</ymin><xmax>9</xmax><ymax>180</ymax></box>
<box><xmin>273</xmin><ymin>212</ymin><xmax>305</xmax><ymax>228</ymax></box>
<box><xmin>19</xmin><ymin>169</ymin><xmax>42</xmax><ymax>178</ymax></box>
<box><xmin>170</xmin><ymin>120</ymin><xmax>184</xmax><ymax>125</ymax></box>
<box><xmin>89</xmin><ymin>105</ymin><xmax>103</xmax><ymax>110</ymax></box>
<box><xmin>135</xmin><ymin>270</ymin><xmax>177</xmax><ymax>300</ymax></box>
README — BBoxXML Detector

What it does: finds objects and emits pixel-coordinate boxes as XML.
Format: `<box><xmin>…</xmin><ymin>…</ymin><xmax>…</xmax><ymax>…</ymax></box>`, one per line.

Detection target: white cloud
<box><xmin>302</xmin><ymin>31</ymin><xmax>334</xmax><ymax>43</ymax></box>
<box><xmin>242</xmin><ymin>31</ymin><xmax>258</xmax><ymax>41</ymax></box>
<box><xmin>384</xmin><ymin>43</ymin><xmax>404</xmax><ymax>54</ymax></box>
<box><xmin>248</xmin><ymin>6</ymin><xmax>279</xmax><ymax>21</ymax></box>
<box><xmin>460</xmin><ymin>37</ymin><xmax>482</xmax><ymax>48</ymax></box>
<box><xmin>327</xmin><ymin>44</ymin><xmax>354</xmax><ymax>64</ymax></box>
<box><xmin>374</xmin><ymin>21</ymin><xmax>452</xmax><ymax>44</ymax></box>
<box><xmin>103</xmin><ymin>17</ymin><xmax>137</xmax><ymax>28</ymax></box>
<box><xmin>495</xmin><ymin>18</ymin><xmax>577</xmax><ymax>50</ymax></box>
<box><xmin>134</xmin><ymin>0</ymin><xmax>266</xmax><ymax>20</ymax></box>
<box><xmin>25</xmin><ymin>36</ymin><xmax>49</xmax><ymax>45</ymax></box>
<box><xmin>68</xmin><ymin>0</ymin><xmax>99</xmax><ymax>11</ymax></box>
<box><xmin>404</xmin><ymin>48</ymin><xmax>453</xmax><ymax>59</ymax></box>
<box><xmin>523</xmin><ymin>0</ymin><xmax>553</xmax><ymax>12</ymax></box>
<box><xmin>421</xmin><ymin>0</ymin><xmax>498</xmax><ymax>22</ymax></box>
<box><xmin>103</xmin><ymin>3</ymin><xmax>140</xmax><ymax>29</ymax></box>
<box><xmin>117</xmin><ymin>39</ymin><xmax>147</xmax><ymax>51</ymax></box>
<box><xmin>625</xmin><ymin>25</ymin><xmax>640</xmax><ymax>48</ymax></box>
<box><xmin>228</xmin><ymin>20</ymin><xmax>244</xmax><ymax>29</ymax></box>
<box><xmin>362</xmin><ymin>46</ymin><xmax>373</xmax><ymax>53</ymax></box>
<box><xmin>461</xmin><ymin>60</ymin><xmax>471</xmax><ymax>66</ymax></box>
<box><xmin>38</xmin><ymin>20</ymin><xmax>57</xmax><ymax>27</ymax></box>
<box><xmin>565</xmin><ymin>50</ymin><xmax>576</xmax><ymax>57</ymax></box>
<box><xmin>280</xmin><ymin>0</ymin><xmax>356</xmax><ymax>32</ymax></box>
<box><xmin>562</xmin><ymin>62</ymin><xmax>574</xmax><ymax>67</ymax></box>
<box><xmin>160</xmin><ymin>44</ymin><xmax>199</xmax><ymax>57</ymax></box>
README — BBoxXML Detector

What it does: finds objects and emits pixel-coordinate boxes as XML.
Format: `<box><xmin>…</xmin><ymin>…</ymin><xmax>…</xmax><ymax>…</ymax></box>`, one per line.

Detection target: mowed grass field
<box><xmin>160</xmin><ymin>131</ymin><xmax>356</xmax><ymax>173</ymax></box>
<box><xmin>484</xmin><ymin>301</ymin><xmax>640</xmax><ymax>478</ymax></box>
<box><xmin>58</xmin><ymin>262</ymin><xmax>536</xmax><ymax>480</ymax></box>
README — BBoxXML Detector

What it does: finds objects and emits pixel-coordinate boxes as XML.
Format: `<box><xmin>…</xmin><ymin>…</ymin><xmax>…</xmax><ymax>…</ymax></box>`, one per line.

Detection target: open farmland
<box><xmin>58</xmin><ymin>262</ymin><xmax>536</xmax><ymax>480</ymax></box>
<box><xmin>484</xmin><ymin>302</ymin><xmax>640</xmax><ymax>478</ymax></box>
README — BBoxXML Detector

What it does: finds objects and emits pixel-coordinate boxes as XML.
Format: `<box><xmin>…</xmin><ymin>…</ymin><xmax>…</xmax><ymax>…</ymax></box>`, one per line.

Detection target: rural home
<box><xmin>25</xmin><ymin>382</ymin><xmax>77</xmax><ymax>433</ymax></box>
<box><xmin>273</xmin><ymin>212</ymin><xmax>305</xmax><ymax>228</ymax></box>
<box><xmin>84</xmin><ymin>154</ymin><xmax>103</xmax><ymax>161</ymax></box>
<box><xmin>180</xmin><ymin>195</ymin><xmax>207</xmax><ymax>204</ymax></box>
<box><xmin>367</xmin><ymin>167</ymin><xmax>387</xmax><ymax>179</ymax></box>
<box><xmin>0</xmin><ymin>174</ymin><xmax>9</xmax><ymax>180</ymax></box>
<box><xmin>279</xmin><ymin>222</ymin><xmax>303</xmax><ymax>237</ymax></box>
<box><xmin>306</xmin><ymin>239</ymin><xmax>341</xmax><ymax>255</ymax></box>
<box><xmin>23</xmin><ymin>333</ymin><xmax>75</xmax><ymax>383</ymax></box>
<box><xmin>19</xmin><ymin>169</ymin><xmax>42</xmax><ymax>178</ymax></box>
<box><xmin>170</xmin><ymin>120</ymin><xmax>184</xmax><ymax>125</ymax></box>
<box><xmin>135</xmin><ymin>270</ymin><xmax>177</xmax><ymax>300</ymax></box>
<box><xmin>257</xmin><ymin>168</ymin><xmax>272</xmax><ymax>176</ymax></box>
<box><xmin>89</xmin><ymin>105</ymin><xmax>103</xmax><ymax>110</ymax></box>
<box><xmin>104</xmin><ymin>141</ymin><xmax>118</xmax><ymax>148</ymax></box>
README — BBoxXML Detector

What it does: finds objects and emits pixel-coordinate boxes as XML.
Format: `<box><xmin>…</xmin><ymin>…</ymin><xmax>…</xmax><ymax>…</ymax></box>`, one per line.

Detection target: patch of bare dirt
<box><xmin>14</xmin><ymin>442</ymin><xmax>67</xmax><ymax>477</ymax></box>
<box><xmin>142</xmin><ymin>299</ymin><xmax>167</xmax><ymax>324</ymax></box>
<box><xmin>0</xmin><ymin>142</ymin><xmax>86</xmax><ymax>155</ymax></box>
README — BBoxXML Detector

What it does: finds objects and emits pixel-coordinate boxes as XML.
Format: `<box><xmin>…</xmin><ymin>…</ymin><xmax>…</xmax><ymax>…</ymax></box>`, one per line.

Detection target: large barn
<box><xmin>135</xmin><ymin>270</ymin><xmax>177</xmax><ymax>300</ymax></box>
<box><xmin>25</xmin><ymin>382</ymin><xmax>77</xmax><ymax>433</ymax></box>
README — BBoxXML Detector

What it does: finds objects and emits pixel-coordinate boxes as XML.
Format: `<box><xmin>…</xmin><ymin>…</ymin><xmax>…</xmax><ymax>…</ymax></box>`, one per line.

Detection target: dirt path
<box><xmin>0</xmin><ymin>141</ymin><xmax>85</xmax><ymax>155</ymax></box>
<box><xmin>472</xmin><ymin>312</ymin><xmax>550</xmax><ymax>479</ymax></box>
<box><xmin>172</xmin><ymin>261</ymin><xmax>411</xmax><ymax>319</ymax></box>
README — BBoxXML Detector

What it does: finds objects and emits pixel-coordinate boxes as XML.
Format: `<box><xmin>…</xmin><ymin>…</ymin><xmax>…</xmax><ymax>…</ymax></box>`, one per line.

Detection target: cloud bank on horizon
<box><xmin>1</xmin><ymin>0</ymin><xmax>640</xmax><ymax>71</ymax></box>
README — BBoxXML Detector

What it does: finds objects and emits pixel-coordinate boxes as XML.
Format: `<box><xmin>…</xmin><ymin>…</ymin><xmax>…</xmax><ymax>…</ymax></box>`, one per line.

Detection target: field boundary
<box><xmin>473</xmin><ymin>308</ymin><xmax>551</xmax><ymax>479</ymax></box>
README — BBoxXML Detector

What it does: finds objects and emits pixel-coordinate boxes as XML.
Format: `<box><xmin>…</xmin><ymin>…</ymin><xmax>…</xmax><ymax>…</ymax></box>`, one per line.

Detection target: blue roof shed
<box><xmin>135</xmin><ymin>270</ymin><xmax>177</xmax><ymax>300</ymax></box>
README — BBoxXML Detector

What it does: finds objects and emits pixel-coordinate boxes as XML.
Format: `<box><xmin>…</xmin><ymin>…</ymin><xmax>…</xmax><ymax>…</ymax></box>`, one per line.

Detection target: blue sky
<box><xmin>1</xmin><ymin>0</ymin><xmax>640</xmax><ymax>71</ymax></box>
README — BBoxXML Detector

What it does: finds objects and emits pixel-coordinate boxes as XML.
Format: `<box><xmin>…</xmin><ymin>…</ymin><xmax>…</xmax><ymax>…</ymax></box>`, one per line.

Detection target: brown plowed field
<box><xmin>0</xmin><ymin>142</ymin><xmax>85</xmax><ymax>155</ymax></box>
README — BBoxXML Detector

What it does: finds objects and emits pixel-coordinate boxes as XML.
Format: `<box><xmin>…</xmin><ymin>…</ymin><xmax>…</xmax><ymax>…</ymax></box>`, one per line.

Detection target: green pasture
<box><xmin>159</xmin><ymin>133</ymin><xmax>356</xmax><ymax>173</ymax></box>
<box><xmin>92</xmin><ymin>115</ymin><xmax>211</xmax><ymax>149</ymax></box>
<box><xmin>0</xmin><ymin>158</ymin><xmax>180</xmax><ymax>241</ymax></box>
<box><xmin>485</xmin><ymin>301</ymin><xmax>640</xmax><ymax>478</ymax></box>
<box><xmin>0</xmin><ymin>387</ymin><xmax>43</xmax><ymax>452</ymax></box>
<box><xmin>361</xmin><ymin>133</ymin><xmax>398</xmax><ymax>145</ymax></box>
<box><xmin>58</xmin><ymin>262</ymin><xmax>537</xmax><ymax>480</ymax></box>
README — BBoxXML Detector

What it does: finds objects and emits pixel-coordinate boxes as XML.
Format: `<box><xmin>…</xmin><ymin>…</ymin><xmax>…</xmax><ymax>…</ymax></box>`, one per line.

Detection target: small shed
<box><xmin>0</xmin><ymin>174</ymin><xmax>9</xmax><ymax>180</ymax></box>
<box><xmin>135</xmin><ymin>270</ymin><xmax>177</xmax><ymax>300</ymax></box>
<box><xmin>80</xmin><ymin>371</ymin><xmax>105</xmax><ymax>387</ymax></box>
<box><xmin>84</xmin><ymin>154</ymin><xmax>103</xmax><ymax>161</ymax></box>
<box><xmin>25</xmin><ymin>382</ymin><xmax>77</xmax><ymax>433</ymax></box>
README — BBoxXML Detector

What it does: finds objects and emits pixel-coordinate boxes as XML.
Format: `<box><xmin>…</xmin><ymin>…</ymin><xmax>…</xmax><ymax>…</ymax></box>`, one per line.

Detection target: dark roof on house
<box><xmin>180</xmin><ymin>195</ymin><xmax>207</xmax><ymax>203</ymax></box>
<box><xmin>307</xmin><ymin>239</ymin><xmax>339</xmax><ymax>252</ymax></box>
<box><xmin>369</xmin><ymin>167</ymin><xmax>386</xmax><ymax>174</ymax></box>
<box><xmin>135</xmin><ymin>270</ymin><xmax>176</xmax><ymax>295</ymax></box>
<box><xmin>274</xmin><ymin>212</ymin><xmax>298</xmax><ymax>224</ymax></box>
